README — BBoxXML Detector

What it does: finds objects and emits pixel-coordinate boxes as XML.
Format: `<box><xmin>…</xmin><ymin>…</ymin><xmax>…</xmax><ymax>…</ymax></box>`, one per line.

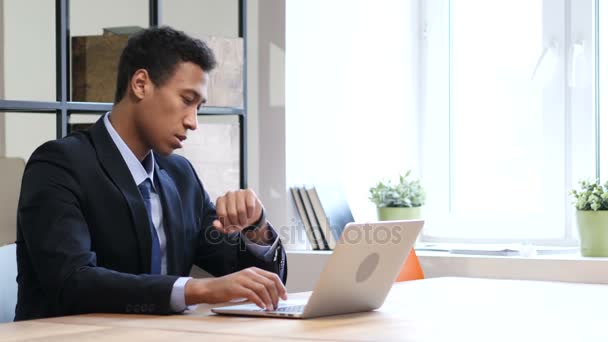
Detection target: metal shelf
<box><xmin>0</xmin><ymin>101</ymin><xmax>245</xmax><ymax>116</ymax></box>
<box><xmin>199</xmin><ymin>107</ymin><xmax>245</xmax><ymax>116</ymax></box>
<box><xmin>0</xmin><ymin>100</ymin><xmax>59</xmax><ymax>113</ymax></box>
<box><xmin>1</xmin><ymin>0</ymin><xmax>248</xmax><ymax>188</ymax></box>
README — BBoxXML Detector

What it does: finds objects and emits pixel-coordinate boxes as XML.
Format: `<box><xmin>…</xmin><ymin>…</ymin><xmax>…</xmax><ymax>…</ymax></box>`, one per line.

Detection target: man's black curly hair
<box><xmin>114</xmin><ymin>26</ymin><xmax>217</xmax><ymax>103</ymax></box>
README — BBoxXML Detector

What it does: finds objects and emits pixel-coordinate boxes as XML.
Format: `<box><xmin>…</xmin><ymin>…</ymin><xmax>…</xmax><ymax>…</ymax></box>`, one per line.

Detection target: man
<box><xmin>15</xmin><ymin>26</ymin><xmax>287</xmax><ymax>321</ymax></box>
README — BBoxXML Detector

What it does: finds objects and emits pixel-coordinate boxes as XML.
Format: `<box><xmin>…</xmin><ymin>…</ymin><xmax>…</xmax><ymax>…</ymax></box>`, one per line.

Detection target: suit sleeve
<box><xmin>17</xmin><ymin>143</ymin><xmax>179</xmax><ymax>316</ymax></box>
<box><xmin>188</xmin><ymin>163</ymin><xmax>287</xmax><ymax>284</ymax></box>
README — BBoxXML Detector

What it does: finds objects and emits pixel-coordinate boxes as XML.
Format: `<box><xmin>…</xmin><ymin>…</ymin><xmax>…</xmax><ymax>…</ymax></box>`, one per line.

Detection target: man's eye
<box><xmin>182</xmin><ymin>97</ymin><xmax>194</xmax><ymax>105</ymax></box>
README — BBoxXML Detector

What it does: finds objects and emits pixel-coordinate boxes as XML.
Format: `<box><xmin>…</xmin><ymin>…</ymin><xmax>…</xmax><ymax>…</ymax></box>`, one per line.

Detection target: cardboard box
<box><xmin>71</xmin><ymin>32</ymin><xmax>243</xmax><ymax>108</ymax></box>
<box><xmin>71</xmin><ymin>33</ymin><xmax>129</xmax><ymax>102</ymax></box>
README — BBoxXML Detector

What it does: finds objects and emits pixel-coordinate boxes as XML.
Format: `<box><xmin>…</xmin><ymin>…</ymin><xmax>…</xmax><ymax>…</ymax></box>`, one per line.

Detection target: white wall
<box><xmin>1</xmin><ymin>0</ymin><xmax>56</xmax><ymax>161</ymax></box>
<box><xmin>245</xmin><ymin>0</ymin><xmax>260</xmax><ymax>196</ymax></box>
<box><xmin>252</xmin><ymin>0</ymin><xmax>289</xmax><ymax>245</ymax></box>
<box><xmin>71</xmin><ymin>0</ymin><xmax>149</xmax><ymax>35</ymax></box>
<box><xmin>162</xmin><ymin>0</ymin><xmax>239</xmax><ymax>38</ymax></box>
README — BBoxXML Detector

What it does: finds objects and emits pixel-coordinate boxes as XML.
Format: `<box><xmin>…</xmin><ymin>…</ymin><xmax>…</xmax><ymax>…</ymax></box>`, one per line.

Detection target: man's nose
<box><xmin>185</xmin><ymin>110</ymin><xmax>198</xmax><ymax>131</ymax></box>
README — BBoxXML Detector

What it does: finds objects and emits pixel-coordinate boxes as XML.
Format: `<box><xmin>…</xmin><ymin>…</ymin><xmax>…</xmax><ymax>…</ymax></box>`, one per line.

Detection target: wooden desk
<box><xmin>2</xmin><ymin>277</ymin><xmax>607</xmax><ymax>341</ymax></box>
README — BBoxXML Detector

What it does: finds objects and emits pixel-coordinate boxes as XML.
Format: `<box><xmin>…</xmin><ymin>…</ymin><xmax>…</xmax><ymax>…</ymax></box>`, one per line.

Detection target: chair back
<box><xmin>0</xmin><ymin>243</ymin><xmax>17</xmax><ymax>322</ymax></box>
<box><xmin>395</xmin><ymin>249</ymin><xmax>425</xmax><ymax>282</ymax></box>
<box><xmin>0</xmin><ymin>158</ymin><xmax>25</xmax><ymax>245</ymax></box>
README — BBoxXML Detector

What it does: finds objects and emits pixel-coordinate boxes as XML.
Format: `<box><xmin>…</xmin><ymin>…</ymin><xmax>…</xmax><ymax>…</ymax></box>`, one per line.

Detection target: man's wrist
<box><xmin>242</xmin><ymin>208</ymin><xmax>272</xmax><ymax>244</ymax></box>
<box><xmin>245</xmin><ymin>208</ymin><xmax>266</xmax><ymax>232</ymax></box>
<box><xmin>184</xmin><ymin>278</ymin><xmax>211</xmax><ymax>306</ymax></box>
<box><xmin>243</xmin><ymin>222</ymin><xmax>275</xmax><ymax>245</ymax></box>
<box><xmin>170</xmin><ymin>277</ymin><xmax>192</xmax><ymax>312</ymax></box>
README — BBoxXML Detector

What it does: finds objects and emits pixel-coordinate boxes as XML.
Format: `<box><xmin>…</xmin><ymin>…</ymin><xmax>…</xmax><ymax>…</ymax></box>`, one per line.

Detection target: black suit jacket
<box><xmin>14</xmin><ymin>117</ymin><xmax>287</xmax><ymax>321</ymax></box>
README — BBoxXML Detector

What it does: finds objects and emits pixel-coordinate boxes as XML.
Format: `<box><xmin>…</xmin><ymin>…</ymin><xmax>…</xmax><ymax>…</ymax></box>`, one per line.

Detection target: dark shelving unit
<box><xmin>0</xmin><ymin>0</ymin><xmax>248</xmax><ymax>188</ymax></box>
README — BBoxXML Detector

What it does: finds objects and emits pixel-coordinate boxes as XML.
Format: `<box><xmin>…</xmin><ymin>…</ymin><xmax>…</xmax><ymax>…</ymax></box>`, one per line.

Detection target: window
<box><xmin>421</xmin><ymin>0</ymin><xmax>596</xmax><ymax>244</ymax></box>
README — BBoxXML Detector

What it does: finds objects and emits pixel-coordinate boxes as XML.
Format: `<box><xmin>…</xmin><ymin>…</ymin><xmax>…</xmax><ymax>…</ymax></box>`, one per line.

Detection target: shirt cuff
<box><xmin>241</xmin><ymin>223</ymin><xmax>280</xmax><ymax>263</ymax></box>
<box><xmin>170</xmin><ymin>276</ymin><xmax>197</xmax><ymax>313</ymax></box>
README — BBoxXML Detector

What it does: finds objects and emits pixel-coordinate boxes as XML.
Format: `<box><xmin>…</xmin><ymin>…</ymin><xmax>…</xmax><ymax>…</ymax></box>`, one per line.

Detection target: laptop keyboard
<box><xmin>258</xmin><ymin>305</ymin><xmax>305</xmax><ymax>313</ymax></box>
<box><xmin>275</xmin><ymin>305</ymin><xmax>305</xmax><ymax>312</ymax></box>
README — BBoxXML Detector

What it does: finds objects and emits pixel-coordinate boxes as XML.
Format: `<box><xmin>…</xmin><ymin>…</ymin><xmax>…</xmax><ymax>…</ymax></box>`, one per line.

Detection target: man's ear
<box><xmin>130</xmin><ymin>69</ymin><xmax>150</xmax><ymax>101</ymax></box>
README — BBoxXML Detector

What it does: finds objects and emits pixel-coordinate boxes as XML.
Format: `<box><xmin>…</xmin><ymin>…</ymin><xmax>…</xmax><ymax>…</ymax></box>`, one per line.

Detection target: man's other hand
<box><xmin>185</xmin><ymin>267</ymin><xmax>288</xmax><ymax>310</ymax></box>
<box><xmin>213</xmin><ymin>189</ymin><xmax>265</xmax><ymax>233</ymax></box>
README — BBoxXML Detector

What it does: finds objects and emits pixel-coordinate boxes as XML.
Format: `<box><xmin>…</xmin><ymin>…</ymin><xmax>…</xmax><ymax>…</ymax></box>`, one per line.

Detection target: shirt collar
<box><xmin>103</xmin><ymin>112</ymin><xmax>155</xmax><ymax>188</ymax></box>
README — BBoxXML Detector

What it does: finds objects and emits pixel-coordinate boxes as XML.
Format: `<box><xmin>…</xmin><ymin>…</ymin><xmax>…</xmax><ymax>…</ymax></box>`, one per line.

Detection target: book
<box><xmin>298</xmin><ymin>187</ymin><xmax>329</xmax><ymax>250</ymax></box>
<box><xmin>306</xmin><ymin>184</ymin><xmax>354</xmax><ymax>250</ymax></box>
<box><xmin>290</xmin><ymin>187</ymin><xmax>319</xmax><ymax>250</ymax></box>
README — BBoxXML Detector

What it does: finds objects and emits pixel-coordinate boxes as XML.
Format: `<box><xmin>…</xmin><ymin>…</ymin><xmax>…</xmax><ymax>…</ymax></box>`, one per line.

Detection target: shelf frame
<box><xmin>0</xmin><ymin>0</ymin><xmax>248</xmax><ymax>188</ymax></box>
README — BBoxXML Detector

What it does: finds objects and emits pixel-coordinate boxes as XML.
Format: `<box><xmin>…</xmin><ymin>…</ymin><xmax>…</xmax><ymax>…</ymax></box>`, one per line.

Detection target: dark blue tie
<box><xmin>138</xmin><ymin>179</ymin><xmax>161</xmax><ymax>274</ymax></box>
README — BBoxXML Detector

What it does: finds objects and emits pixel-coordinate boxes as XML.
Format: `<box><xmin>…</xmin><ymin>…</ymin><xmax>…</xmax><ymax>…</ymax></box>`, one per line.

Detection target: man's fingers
<box><xmin>245</xmin><ymin>192</ymin><xmax>256</xmax><ymax>220</ymax></box>
<box><xmin>240</xmin><ymin>288</ymin><xmax>266</xmax><ymax>310</ymax></box>
<box><xmin>217</xmin><ymin>189</ymin><xmax>265</xmax><ymax>231</ymax></box>
<box><xmin>249</xmin><ymin>272</ymin><xmax>279</xmax><ymax>309</ymax></box>
<box><xmin>243</xmin><ymin>277</ymin><xmax>274</xmax><ymax>310</ymax></box>
<box><xmin>215</xmin><ymin>196</ymin><xmax>227</xmax><ymax>227</ymax></box>
<box><xmin>212</xmin><ymin>219</ymin><xmax>223</xmax><ymax>230</ymax></box>
<box><xmin>253</xmin><ymin>267</ymin><xmax>287</xmax><ymax>301</ymax></box>
<box><xmin>226</xmin><ymin>191</ymin><xmax>239</xmax><ymax>230</ymax></box>
<box><xmin>236</xmin><ymin>191</ymin><xmax>249</xmax><ymax>227</ymax></box>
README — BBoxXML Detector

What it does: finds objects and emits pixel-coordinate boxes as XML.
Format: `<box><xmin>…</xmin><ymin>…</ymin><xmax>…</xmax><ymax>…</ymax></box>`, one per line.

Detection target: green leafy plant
<box><xmin>369</xmin><ymin>170</ymin><xmax>426</xmax><ymax>208</ymax></box>
<box><xmin>569</xmin><ymin>180</ymin><xmax>608</xmax><ymax>211</ymax></box>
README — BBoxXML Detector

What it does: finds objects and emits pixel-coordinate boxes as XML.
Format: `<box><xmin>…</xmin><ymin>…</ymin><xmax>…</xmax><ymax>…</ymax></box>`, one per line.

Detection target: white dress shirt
<box><xmin>103</xmin><ymin>112</ymin><xmax>279</xmax><ymax>312</ymax></box>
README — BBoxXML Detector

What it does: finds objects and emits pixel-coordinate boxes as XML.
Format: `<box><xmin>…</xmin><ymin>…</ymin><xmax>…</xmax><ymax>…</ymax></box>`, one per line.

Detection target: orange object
<box><xmin>395</xmin><ymin>249</ymin><xmax>425</xmax><ymax>282</ymax></box>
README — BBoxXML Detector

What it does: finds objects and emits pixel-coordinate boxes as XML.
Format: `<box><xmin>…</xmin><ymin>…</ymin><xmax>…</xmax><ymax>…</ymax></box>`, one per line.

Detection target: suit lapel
<box><xmin>155</xmin><ymin>163</ymin><xmax>185</xmax><ymax>275</ymax></box>
<box><xmin>89</xmin><ymin>117</ymin><xmax>152</xmax><ymax>273</ymax></box>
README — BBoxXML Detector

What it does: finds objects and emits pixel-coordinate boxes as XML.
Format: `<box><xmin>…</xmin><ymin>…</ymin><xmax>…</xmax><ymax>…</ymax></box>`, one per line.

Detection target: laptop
<box><xmin>212</xmin><ymin>219</ymin><xmax>424</xmax><ymax>319</ymax></box>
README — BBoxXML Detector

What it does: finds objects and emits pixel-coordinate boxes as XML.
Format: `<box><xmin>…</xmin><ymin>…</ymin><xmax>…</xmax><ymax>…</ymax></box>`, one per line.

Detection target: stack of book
<box><xmin>290</xmin><ymin>184</ymin><xmax>354</xmax><ymax>250</ymax></box>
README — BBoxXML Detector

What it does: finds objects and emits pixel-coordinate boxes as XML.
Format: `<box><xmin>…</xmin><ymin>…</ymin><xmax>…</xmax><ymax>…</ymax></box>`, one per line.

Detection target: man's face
<box><xmin>135</xmin><ymin>61</ymin><xmax>209</xmax><ymax>156</ymax></box>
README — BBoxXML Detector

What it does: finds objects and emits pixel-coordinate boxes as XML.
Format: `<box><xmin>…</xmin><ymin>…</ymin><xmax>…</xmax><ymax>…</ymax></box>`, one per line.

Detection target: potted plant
<box><xmin>569</xmin><ymin>180</ymin><xmax>608</xmax><ymax>257</ymax></box>
<box><xmin>369</xmin><ymin>170</ymin><xmax>426</xmax><ymax>221</ymax></box>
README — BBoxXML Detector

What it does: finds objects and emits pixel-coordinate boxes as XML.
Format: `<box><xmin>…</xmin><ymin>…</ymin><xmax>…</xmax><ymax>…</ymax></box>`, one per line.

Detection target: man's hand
<box><xmin>213</xmin><ymin>189</ymin><xmax>272</xmax><ymax>244</ymax></box>
<box><xmin>185</xmin><ymin>267</ymin><xmax>288</xmax><ymax>310</ymax></box>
